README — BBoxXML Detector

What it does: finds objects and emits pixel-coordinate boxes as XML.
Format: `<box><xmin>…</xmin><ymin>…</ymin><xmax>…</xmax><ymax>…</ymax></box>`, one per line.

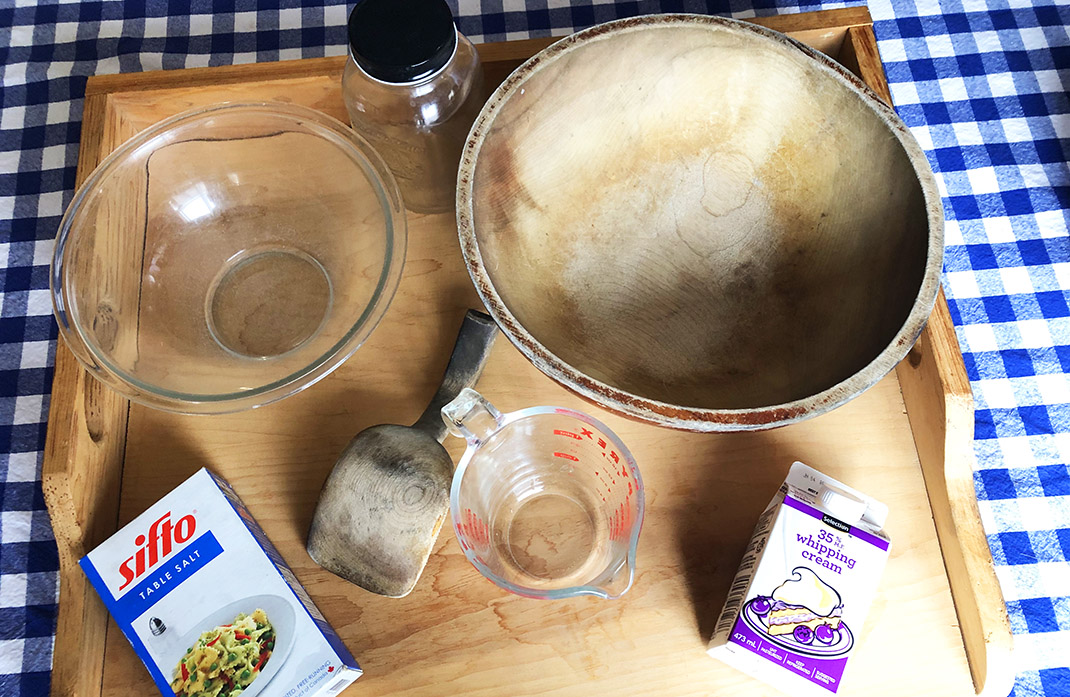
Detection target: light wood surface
<box><xmin>42</xmin><ymin>8</ymin><xmax>1011</xmax><ymax>697</ymax></box>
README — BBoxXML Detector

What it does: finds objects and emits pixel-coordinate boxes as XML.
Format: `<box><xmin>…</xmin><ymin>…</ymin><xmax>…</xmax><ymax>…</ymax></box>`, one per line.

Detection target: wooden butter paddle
<box><xmin>307</xmin><ymin>309</ymin><xmax>498</xmax><ymax>596</ymax></box>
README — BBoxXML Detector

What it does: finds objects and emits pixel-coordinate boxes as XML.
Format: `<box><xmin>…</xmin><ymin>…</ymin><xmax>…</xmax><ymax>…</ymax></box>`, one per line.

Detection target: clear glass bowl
<box><xmin>51</xmin><ymin>102</ymin><xmax>406</xmax><ymax>413</ymax></box>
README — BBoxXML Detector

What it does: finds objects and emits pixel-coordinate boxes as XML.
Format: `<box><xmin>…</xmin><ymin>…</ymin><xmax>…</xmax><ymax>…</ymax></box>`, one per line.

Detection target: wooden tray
<box><xmin>43</xmin><ymin>8</ymin><xmax>1013</xmax><ymax>697</ymax></box>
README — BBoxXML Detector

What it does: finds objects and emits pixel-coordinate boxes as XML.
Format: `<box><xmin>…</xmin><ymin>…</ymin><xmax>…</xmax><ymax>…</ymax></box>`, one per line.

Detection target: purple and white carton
<box><xmin>708</xmin><ymin>462</ymin><xmax>890</xmax><ymax>697</ymax></box>
<box><xmin>80</xmin><ymin>468</ymin><xmax>362</xmax><ymax>697</ymax></box>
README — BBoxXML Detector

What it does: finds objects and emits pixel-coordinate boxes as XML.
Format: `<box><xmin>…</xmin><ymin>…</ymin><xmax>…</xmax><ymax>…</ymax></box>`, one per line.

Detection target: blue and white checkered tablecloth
<box><xmin>1</xmin><ymin>0</ymin><xmax>1067</xmax><ymax>695</ymax></box>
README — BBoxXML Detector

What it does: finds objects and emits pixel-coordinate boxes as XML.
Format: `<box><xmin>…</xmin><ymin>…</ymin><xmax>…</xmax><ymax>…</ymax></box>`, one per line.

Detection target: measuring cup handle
<box><xmin>413</xmin><ymin>310</ymin><xmax>498</xmax><ymax>443</ymax></box>
<box><xmin>441</xmin><ymin>388</ymin><xmax>503</xmax><ymax>444</ymax></box>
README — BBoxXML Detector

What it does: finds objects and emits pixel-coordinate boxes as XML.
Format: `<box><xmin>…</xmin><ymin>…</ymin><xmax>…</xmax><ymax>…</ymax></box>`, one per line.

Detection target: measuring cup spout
<box><xmin>593</xmin><ymin>556</ymin><xmax>637</xmax><ymax>599</ymax></box>
<box><xmin>441</xmin><ymin>388</ymin><xmax>503</xmax><ymax>444</ymax></box>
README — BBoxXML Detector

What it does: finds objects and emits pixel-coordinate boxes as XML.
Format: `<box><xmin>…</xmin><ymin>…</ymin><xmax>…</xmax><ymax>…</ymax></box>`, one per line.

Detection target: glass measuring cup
<box><xmin>441</xmin><ymin>388</ymin><xmax>644</xmax><ymax>599</ymax></box>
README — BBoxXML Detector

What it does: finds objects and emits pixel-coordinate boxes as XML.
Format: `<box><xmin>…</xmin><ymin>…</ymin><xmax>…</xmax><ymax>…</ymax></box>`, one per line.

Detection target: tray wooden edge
<box><xmin>896</xmin><ymin>290</ymin><xmax>1015</xmax><ymax>697</ymax></box>
<box><xmin>79</xmin><ymin>7</ymin><xmax>873</xmax><ymax>96</ymax></box>
<box><xmin>41</xmin><ymin>7</ymin><xmax>1012</xmax><ymax>697</ymax></box>
<box><xmin>846</xmin><ymin>25</ymin><xmax>1012</xmax><ymax>696</ymax></box>
<box><xmin>42</xmin><ymin>91</ymin><xmax>131</xmax><ymax>697</ymax></box>
<box><xmin>839</xmin><ymin>25</ymin><xmax>1015</xmax><ymax>697</ymax></box>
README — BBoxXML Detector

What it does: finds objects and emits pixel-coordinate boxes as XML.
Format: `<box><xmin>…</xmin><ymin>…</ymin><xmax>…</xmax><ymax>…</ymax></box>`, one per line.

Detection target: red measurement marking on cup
<box><xmin>610</xmin><ymin>506</ymin><xmax>622</xmax><ymax>540</ymax></box>
<box><xmin>462</xmin><ymin>508</ymin><xmax>490</xmax><ymax>549</ymax></box>
<box><xmin>610</xmin><ymin>501</ymin><xmax>634</xmax><ymax>541</ymax></box>
<box><xmin>554</xmin><ymin>452</ymin><xmax>579</xmax><ymax>461</ymax></box>
<box><xmin>554</xmin><ymin>429</ymin><xmax>582</xmax><ymax>440</ymax></box>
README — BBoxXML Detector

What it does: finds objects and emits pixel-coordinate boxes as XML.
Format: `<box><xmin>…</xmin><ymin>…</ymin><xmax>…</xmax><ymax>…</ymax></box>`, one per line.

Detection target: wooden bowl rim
<box><xmin>456</xmin><ymin>13</ymin><xmax>944</xmax><ymax>431</ymax></box>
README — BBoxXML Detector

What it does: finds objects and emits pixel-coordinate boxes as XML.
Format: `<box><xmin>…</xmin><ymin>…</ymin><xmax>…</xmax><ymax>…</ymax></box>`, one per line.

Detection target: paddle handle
<box><xmin>413</xmin><ymin>309</ymin><xmax>499</xmax><ymax>442</ymax></box>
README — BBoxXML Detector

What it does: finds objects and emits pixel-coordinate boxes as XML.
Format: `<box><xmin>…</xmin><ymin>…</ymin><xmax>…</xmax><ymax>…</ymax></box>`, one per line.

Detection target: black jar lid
<box><xmin>347</xmin><ymin>0</ymin><xmax>458</xmax><ymax>83</ymax></box>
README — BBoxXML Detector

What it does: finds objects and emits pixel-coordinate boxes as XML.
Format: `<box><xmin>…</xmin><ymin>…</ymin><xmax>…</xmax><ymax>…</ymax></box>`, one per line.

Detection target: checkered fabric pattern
<box><xmin>870</xmin><ymin>1</ymin><xmax>1070</xmax><ymax>695</ymax></box>
<box><xmin>0</xmin><ymin>1</ymin><xmax>1066</xmax><ymax>695</ymax></box>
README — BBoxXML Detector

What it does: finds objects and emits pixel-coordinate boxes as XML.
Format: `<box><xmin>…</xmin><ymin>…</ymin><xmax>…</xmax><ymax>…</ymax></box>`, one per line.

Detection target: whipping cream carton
<box><xmin>708</xmin><ymin>462</ymin><xmax>890</xmax><ymax>696</ymax></box>
<box><xmin>81</xmin><ymin>468</ymin><xmax>361</xmax><ymax>697</ymax></box>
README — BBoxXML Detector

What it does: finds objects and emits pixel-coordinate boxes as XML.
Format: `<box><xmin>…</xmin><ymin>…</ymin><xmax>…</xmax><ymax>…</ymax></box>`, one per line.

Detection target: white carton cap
<box><xmin>862</xmin><ymin>501</ymin><xmax>889</xmax><ymax>530</ymax></box>
<box><xmin>818</xmin><ymin>483</ymin><xmax>868</xmax><ymax>524</ymax></box>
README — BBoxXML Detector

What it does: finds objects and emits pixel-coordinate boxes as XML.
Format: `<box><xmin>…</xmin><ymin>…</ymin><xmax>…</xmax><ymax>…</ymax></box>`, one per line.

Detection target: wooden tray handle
<box><xmin>844</xmin><ymin>24</ymin><xmax>1014</xmax><ymax>694</ymax></box>
<box><xmin>897</xmin><ymin>288</ymin><xmax>1015</xmax><ymax>697</ymax></box>
<box><xmin>42</xmin><ymin>93</ymin><xmax>131</xmax><ymax>697</ymax></box>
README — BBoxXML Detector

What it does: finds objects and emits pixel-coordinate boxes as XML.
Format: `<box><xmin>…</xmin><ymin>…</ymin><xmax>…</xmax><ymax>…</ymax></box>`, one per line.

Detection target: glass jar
<box><xmin>342</xmin><ymin>0</ymin><xmax>485</xmax><ymax>214</ymax></box>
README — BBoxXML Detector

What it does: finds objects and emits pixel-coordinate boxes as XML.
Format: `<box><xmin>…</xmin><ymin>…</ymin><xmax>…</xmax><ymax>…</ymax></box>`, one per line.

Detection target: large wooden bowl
<box><xmin>457</xmin><ymin>15</ymin><xmax>943</xmax><ymax>431</ymax></box>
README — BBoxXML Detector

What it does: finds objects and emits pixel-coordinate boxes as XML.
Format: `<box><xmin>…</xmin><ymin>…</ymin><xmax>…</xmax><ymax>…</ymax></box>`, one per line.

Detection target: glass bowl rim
<box><xmin>51</xmin><ymin>101</ymin><xmax>407</xmax><ymax>414</ymax></box>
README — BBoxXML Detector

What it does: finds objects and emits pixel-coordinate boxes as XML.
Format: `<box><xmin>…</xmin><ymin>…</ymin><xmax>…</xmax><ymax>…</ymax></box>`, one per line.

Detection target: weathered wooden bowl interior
<box><xmin>461</xmin><ymin>17</ymin><xmax>940</xmax><ymax>426</ymax></box>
